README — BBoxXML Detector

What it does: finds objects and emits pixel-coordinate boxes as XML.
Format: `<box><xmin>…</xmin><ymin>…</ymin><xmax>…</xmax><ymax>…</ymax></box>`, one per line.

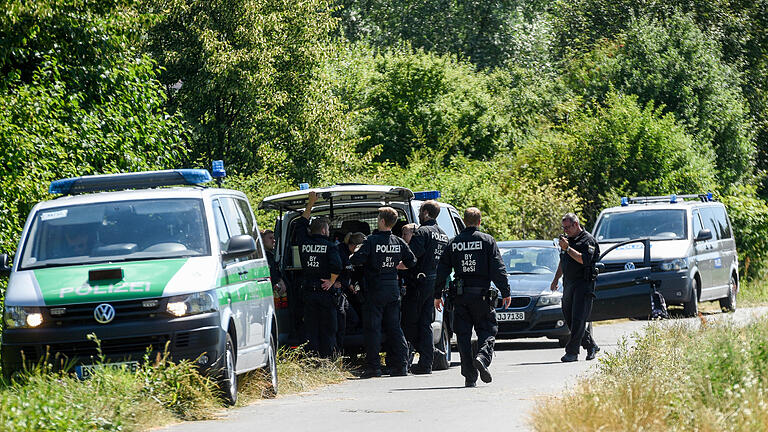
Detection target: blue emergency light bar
<box><xmin>211</xmin><ymin>160</ymin><xmax>226</xmax><ymax>179</ymax></box>
<box><xmin>49</xmin><ymin>169</ymin><xmax>213</xmax><ymax>195</ymax></box>
<box><xmin>414</xmin><ymin>190</ymin><xmax>441</xmax><ymax>200</ymax></box>
<box><xmin>620</xmin><ymin>193</ymin><xmax>716</xmax><ymax>206</ymax></box>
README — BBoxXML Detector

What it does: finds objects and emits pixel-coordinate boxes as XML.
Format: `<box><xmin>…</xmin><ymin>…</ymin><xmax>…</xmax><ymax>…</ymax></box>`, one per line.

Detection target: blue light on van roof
<box><xmin>299</xmin><ymin>183</ymin><xmax>310</xmax><ymax>190</ymax></box>
<box><xmin>620</xmin><ymin>197</ymin><xmax>629</xmax><ymax>206</ymax></box>
<box><xmin>706</xmin><ymin>192</ymin><xmax>713</xmax><ymax>201</ymax></box>
<box><xmin>49</xmin><ymin>169</ymin><xmax>212</xmax><ymax>195</ymax></box>
<box><xmin>211</xmin><ymin>160</ymin><xmax>226</xmax><ymax>179</ymax></box>
<box><xmin>670</xmin><ymin>194</ymin><xmax>678</xmax><ymax>203</ymax></box>
<box><xmin>414</xmin><ymin>190</ymin><xmax>441</xmax><ymax>200</ymax></box>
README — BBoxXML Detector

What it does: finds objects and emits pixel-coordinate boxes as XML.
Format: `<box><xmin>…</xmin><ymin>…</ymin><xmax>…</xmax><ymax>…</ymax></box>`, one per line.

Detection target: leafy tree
<box><xmin>0</xmin><ymin>0</ymin><xmax>186</xmax><ymax>256</ymax></box>
<box><xmin>338</xmin><ymin>0</ymin><xmax>551</xmax><ymax>69</ymax></box>
<box><xmin>563</xmin><ymin>14</ymin><xmax>754</xmax><ymax>184</ymax></box>
<box><xmin>328</xmin><ymin>45</ymin><xmax>516</xmax><ymax>165</ymax></box>
<box><xmin>514</xmin><ymin>93</ymin><xmax>718</xmax><ymax>224</ymax></box>
<box><xmin>142</xmin><ymin>0</ymin><xmax>365</xmax><ymax>182</ymax></box>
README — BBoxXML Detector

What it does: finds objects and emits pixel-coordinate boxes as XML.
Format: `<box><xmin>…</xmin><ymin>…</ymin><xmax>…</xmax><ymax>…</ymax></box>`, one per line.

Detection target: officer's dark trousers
<box><xmin>288</xmin><ymin>282</ymin><xmax>305</xmax><ymax>342</ymax></box>
<box><xmin>363</xmin><ymin>293</ymin><xmax>408</xmax><ymax>371</ymax></box>
<box><xmin>304</xmin><ymin>290</ymin><xmax>338</xmax><ymax>358</ymax></box>
<box><xmin>562</xmin><ymin>281</ymin><xmax>597</xmax><ymax>355</ymax></box>
<box><xmin>402</xmin><ymin>277</ymin><xmax>436</xmax><ymax>368</ymax></box>
<box><xmin>453</xmin><ymin>293</ymin><xmax>497</xmax><ymax>383</ymax></box>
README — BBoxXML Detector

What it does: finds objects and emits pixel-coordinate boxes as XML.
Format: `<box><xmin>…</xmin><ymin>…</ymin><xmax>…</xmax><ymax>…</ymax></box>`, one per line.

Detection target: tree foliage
<box><xmin>0</xmin><ymin>0</ymin><xmax>185</xmax><ymax>254</ymax></box>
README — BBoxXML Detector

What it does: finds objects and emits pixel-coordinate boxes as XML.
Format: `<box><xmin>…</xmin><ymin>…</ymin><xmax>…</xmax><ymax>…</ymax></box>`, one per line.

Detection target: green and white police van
<box><xmin>0</xmin><ymin>167</ymin><xmax>277</xmax><ymax>404</ymax></box>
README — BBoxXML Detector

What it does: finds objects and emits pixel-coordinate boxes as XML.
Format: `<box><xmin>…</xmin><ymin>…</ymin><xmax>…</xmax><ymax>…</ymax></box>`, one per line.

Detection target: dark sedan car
<box><xmin>493</xmin><ymin>240</ymin><xmax>570</xmax><ymax>346</ymax></box>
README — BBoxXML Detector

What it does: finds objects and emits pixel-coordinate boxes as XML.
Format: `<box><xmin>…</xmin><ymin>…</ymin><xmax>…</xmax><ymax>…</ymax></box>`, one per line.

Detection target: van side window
<box><xmin>212</xmin><ymin>200</ymin><xmax>230</xmax><ymax>251</ymax></box>
<box><xmin>436</xmin><ymin>206</ymin><xmax>457</xmax><ymax>237</ymax></box>
<box><xmin>691</xmin><ymin>210</ymin><xmax>703</xmax><ymax>238</ymax></box>
<box><xmin>713</xmin><ymin>207</ymin><xmax>732</xmax><ymax>239</ymax></box>
<box><xmin>236</xmin><ymin>199</ymin><xmax>255</xmax><ymax>236</ymax></box>
<box><xmin>700</xmin><ymin>207</ymin><xmax>722</xmax><ymax>240</ymax></box>
<box><xmin>220</xmin><ymin>197</ymin><xmax>263</xmax><ymax>260</ymax></box>
<box><xmin>449</xmin><ymin>208</ymin><xmax>465</xmax><ymax>232</ymax></box>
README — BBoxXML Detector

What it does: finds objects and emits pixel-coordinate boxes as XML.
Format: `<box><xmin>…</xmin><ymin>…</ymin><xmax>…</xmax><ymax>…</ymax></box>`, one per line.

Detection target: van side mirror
<box><xmin>594</xmin><ymin>262</ymin><xmax>605</xmax><ymax>274</ymax></box>
<box><xmin>223</xmin><ymin>235</ymin><xmax>257</xmax><ymax>260</ymax></box>
<box><xmin>695</xmin><ymin>229</ymin><xmax>713</xmax><ymax>242</ymax></box>
<box><xmin>0</xmin><ymin>253</ymin><xmax>11</xmax><ymax>275</ymax></box>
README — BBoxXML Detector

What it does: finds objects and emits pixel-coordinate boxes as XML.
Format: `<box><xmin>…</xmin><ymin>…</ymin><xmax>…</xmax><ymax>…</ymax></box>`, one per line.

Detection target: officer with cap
<box><xmin>435</xmin><ymin>207</ymin><xmax>511</xmax><ymax>387</ymax></box>
<box><xmin>403</xmin><ymin>200</ymin><xmax>449</xmax><ymax>374</ymax></box>
<box><xmin>351</xmin><ymin>206</ymin><xmax>417</xmax><ymax>378</ymax></box>
<box><xmin>550</xmin><ymin>213</ymin><xmax>601</xmax><ymax>362</ymax></box>
<box><xmin>295</xmin><ymin>192</ymin><xmax>343</xmax><ymax>358</ymax></box>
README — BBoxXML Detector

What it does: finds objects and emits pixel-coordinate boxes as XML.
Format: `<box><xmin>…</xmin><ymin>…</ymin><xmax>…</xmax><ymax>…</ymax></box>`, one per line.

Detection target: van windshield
<box><xmin>594</xmin><ymin>209</ymin><xmax>687</xmax><ymax>242</ymax></box>
<box><xmin>20</xmin><ymin>199</ymin><xmax>210</xmax><ymax>269</ymax></box>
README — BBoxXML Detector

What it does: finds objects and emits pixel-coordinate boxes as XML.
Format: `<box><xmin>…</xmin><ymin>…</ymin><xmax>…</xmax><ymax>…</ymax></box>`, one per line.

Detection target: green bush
<box><xmin>514</xmin><ymin>92</ymin><xmax>717</xmax><ymax>225</ymax></box>
<box><xmin>721</xmin><ymin>185</ymin><xmax>768</xmax><ymax>280</ymax></box>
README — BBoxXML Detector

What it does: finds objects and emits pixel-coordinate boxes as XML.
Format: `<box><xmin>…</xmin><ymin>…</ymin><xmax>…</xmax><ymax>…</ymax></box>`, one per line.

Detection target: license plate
<box><xmin>497</xmin><ymin>311</ymin><xmax>525</xmax><ymax>321</ymax></box>
<box><xmin>75</xmin><ymin>361</ymin><xmax>140</xmax><ymax>379</ymax></box>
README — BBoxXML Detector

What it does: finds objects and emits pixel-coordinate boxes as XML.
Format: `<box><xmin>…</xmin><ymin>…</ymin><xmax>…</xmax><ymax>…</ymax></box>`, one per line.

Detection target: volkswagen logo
<box><xmin>94</xmin><ymin>304</ymin><xmax>115</xmax><ymax>324</ymax></box>
<box><xmin>624</xmin><ymin>262</ymin><xmax>636</xmax><ymax>271</ymax></box>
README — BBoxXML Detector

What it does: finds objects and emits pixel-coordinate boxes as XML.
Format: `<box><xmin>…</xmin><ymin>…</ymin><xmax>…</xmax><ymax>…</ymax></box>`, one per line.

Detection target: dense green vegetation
<box><xmin>2</xmin><ymin>0</ymin><xmax>768</xmax><ymax>284</ymax></box>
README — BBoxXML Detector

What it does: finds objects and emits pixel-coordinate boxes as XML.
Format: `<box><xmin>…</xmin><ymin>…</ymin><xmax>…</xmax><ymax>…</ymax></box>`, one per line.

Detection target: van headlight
<box><xmin>659</xmin><ymin>258</ymin><xmax>688</xmax><ymax>272</ymax></box>
<box><xmin>4</xmin><ymin>306</ymin><xmax>44</xmax><ymax>328</ymax></box>
<box><xmin>537</xmin><ymin>294</ymin><xmax>562</xmax><ymax>307</ymax></box>
<box><xmin>166</xmin><ymin>291</ymin><xmax>219</xmax><ymax>317</ymax></box>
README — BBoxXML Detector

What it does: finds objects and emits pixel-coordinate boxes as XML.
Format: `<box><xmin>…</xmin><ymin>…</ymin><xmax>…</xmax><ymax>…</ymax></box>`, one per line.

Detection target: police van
<box><xmin>590</xmin><ymin>194</ymin><xmax>738</xmax><ymax>318</ymax></box>
<box><xmin>259</xmin><ymin>185</ymin><xmax>464</xmax><ymax>370</ymax></box>
<box><xmin>0</xmin><ymin>166</ymin><xmax>277</xmax><ymax>405</ymax></box>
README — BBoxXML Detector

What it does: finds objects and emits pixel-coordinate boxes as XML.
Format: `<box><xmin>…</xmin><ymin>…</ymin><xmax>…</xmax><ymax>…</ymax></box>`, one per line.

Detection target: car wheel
<box><xmin>264</xmin><ymin>333</ymin><xmax>279</xmax><ymax>397</ymax></box>
<box><xmin>719</xmin><ymin>275</ymin><xmax>737</xmax><ymax>313</ymax></box>
<box><xmin>217</xmin><ymin>333</ymin><xmax>238</xmax><ymax>406</ymax></box>
<box><xmin>683</xmin><ymin>278</ymin><xmax>699</xmax><ymax>318</ymax></box>
<box><xmin>432</xmin><ymin>324</ymin><xmax>451</xmax><ymax>371</ymax></box>
<box><xmin>557</xmin><ymin>337</ymin><xmax>568</xmax><ymax>348</ymax></box>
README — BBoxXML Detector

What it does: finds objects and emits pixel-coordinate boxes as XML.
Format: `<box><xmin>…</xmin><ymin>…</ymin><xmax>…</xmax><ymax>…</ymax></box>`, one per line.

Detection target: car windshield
<box><xmin>594</xmin><ymin>209</ymin><xmax>687</xmax><ymax>242</ymax></box>
<box><xmin>500</xmin><ymin>246</ymin><xmax>559</xmax><ymax>275</ymax></box>
<box><xmin>20</xmin><ymin>198</ymin><xmax>210</xmax><ymax>269</ymax></box>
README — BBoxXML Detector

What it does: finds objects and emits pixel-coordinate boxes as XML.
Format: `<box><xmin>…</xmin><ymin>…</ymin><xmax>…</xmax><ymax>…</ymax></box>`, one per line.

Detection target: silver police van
<box><xmin>260</xmin><ymin>185</ymin><xmax>464</xmax><ymax>370</ymax></box>
<box><xmin>1</xmin><ymin>167</ymin><xmax>277</xmax><ymax>404</ymax></box>
<box><xmin>591</xmin><ymin>194</ymin><xmax>738</xmax><ymax>317</ymax></box>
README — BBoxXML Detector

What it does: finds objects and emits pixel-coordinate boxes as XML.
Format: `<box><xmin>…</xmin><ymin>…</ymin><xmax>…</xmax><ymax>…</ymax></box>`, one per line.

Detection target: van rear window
<box><xmin>594</xmin><ymin>209</ymin><xmax>687</xmax><ymax>242</ymax></box>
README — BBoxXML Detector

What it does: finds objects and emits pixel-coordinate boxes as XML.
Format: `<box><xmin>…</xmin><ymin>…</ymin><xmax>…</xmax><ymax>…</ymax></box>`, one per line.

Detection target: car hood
<box><xmin>599</xmin><ymin>239</ymin><xmax>691</xmax><ymax>263</ymax></box>
<box><xmin>505</xmin><ymin>274</ymin><xmax>554</xmax><ymax>296</ymax></box>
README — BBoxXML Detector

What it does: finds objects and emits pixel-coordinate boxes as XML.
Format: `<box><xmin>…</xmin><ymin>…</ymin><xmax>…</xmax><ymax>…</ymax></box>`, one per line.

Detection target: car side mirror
<box><xmin>594</xmin><ymin>262</ymin><xmax>605</xmax><ymax>274</ymax></box>
<box><xmin>0</xmin><ymin>253</ymin><xmax>11</xmax><ymax>275</ymax></box>
<box><xmin>223</xmin><ymin>235</ymin><xmax>257</xmax><ymax>260</ymax></box>
<box><xmin>695</xmin><ymin>229</ymin><xmax>713</xmax><ymax>242</ymax></box>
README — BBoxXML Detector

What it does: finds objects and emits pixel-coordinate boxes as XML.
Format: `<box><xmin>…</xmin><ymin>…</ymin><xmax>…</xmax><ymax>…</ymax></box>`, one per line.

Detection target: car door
<box><xmin>589</xmin><ymin>239</ymin><xmax>654</xmax><ymax>321</ymax></box>
<box><xmin>690</xmin><ymin>209</ymin><xmax>714</xmax><ymax>294</ymax></box>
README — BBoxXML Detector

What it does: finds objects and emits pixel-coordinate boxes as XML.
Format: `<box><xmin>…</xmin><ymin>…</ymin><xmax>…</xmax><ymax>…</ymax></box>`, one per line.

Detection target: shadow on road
<box><xmin>390</xmin><ymin>386</ymin><xmax>468</xmax><ymax>392</ymax></box>
<box><xmin>494</xmin><ymin>340</ymin><xmax>561</xmax><ymax>351</ymax></box>
<box><xmin>514</xmin><ymin>361</ymin><xmax>564</xmax><ymax>366</ymax></box>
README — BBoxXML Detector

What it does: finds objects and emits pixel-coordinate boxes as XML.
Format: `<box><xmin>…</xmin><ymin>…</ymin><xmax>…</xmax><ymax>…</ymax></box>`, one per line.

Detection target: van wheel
<box><xmin>432</xmin><ymin>325</ymin><xmax>451</xmax><ymax>371</ymax></box>
<box><xmin>683</xmin><ymin>279</ymin><xmax>699</xmax><ymax>318</ymax></box>
<box><xmin>719</xmin><ymin>275</ymin><xmax>737</xmax><ymax>313</ymax></box>
<box><xmin>217</xmin><ymin>333</ymin><xmax>238</xmax><ymax>406</ymax></box>
<box><xmin>264</xmin><ymin>333</ymin><xmax>279</xmax><ymax>397</ymax></box>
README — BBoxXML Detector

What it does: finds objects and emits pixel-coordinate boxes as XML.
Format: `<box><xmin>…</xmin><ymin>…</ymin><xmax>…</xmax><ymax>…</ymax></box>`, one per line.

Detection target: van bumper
<box><xmin>651</xmin><ymin>270</ymin><xmax>692</xmax><ymax>304</ymax></box>
<box><xmin>1</xmin><ymin>312</ymin><xmax>225</xmax><ymax>377</ymax></box>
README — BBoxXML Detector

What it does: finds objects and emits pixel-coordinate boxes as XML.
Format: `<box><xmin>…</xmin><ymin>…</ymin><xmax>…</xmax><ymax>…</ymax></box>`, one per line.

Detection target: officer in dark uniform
<box><xmin>350</xmin><ymin>206</ymin><xmax>417</xmax><ymax>378</ymax></box>
<box><xmin>403</xmin><ymin>200</ymin><xmax>449</xmax><ymax>374</ymax></box>
<box><xmin>295</xmin><ymin>192</ymin><xmax>343</xmax><ymax>358</ymax></box>
<box><xmin>549</xmin><ymin>213</ymin><xmax>601</xmax><ymax>362</ymax></box>
<box><xmin>435</xmin><ymin>207</ymin><xmax>511</xmax><ymax>387</ymax></box>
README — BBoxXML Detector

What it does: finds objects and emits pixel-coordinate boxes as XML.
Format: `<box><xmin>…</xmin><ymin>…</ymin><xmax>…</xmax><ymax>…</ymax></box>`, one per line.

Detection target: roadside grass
<box><xmin>0</xmin><ymin>346</ymin><xmax>349</xmax><ymax>431</ymax></box>
<box><xmin>530</xmin><ymin>316</ymin><xmax>768</xmax><ymax>431</ymax></box>
<box><xmin>739</xmin><ymin>278</ymin><xmax>768</xmax><ymax>306</ymax></box>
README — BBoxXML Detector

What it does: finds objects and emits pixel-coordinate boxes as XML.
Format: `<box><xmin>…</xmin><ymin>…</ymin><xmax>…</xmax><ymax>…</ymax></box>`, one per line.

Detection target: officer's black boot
<box><xmin>473</xmin><ymin>356</ymin><xmax>492</xmax><ymax>383</ymax></box>
<box><xmin>410</xmin><ymin>363</ymin><xmax>432</xmax><ymax>375</ymax></box>
<box><xmin>561</xmin><ymin>353</ymin><xmax>578</xmax><ymax>362</ymax></box>
<box><xmin>465</xmin><ymin>379</ymin><xmax>477</xmax><ymax>388</ymax></box>
<box><xmin>360</xmin><ymin>368</ymin><xmax>382</xmax><ymax>379</ymax></box>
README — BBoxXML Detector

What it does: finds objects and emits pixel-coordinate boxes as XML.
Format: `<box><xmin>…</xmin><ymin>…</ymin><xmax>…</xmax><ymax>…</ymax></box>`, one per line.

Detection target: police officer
<box><xmin>403</xmin><ymin>201</ymin><xmax>449</xmax><ymax>374</ymax></box>
<box><xmin>295</xmin><ymin>192</ymin><xmax>343</xmax><ymax>358</ymax></box>
<box><xmin>435</xmin><ymin>208</ymin><xmax>511</xmax><ymax>387</ymax></box>
<box><xmin>549</xmin><ymin>213</ymin><xmax>600</xmax><ymax>362</ymax></box>
<box><xmin>350</xmin><ymin>207</ymin><xmax>416</xmax><ymax>378</ymax></box>
<box><xmin>261</xmin><ymin>229</ymin><xmax>287</xmax><ymax>300</ymax></box>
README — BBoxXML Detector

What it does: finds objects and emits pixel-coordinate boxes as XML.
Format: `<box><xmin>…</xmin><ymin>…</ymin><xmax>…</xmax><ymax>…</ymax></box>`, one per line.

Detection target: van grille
<box><xmin>17</xmin><ymin>334</ymin><xmax>171</xmax><ymax>364</ymax></box>
<box><xmin>43</xmin><ymin>298</ymin><xmax>165</xmax><ymax>327</ymax></box>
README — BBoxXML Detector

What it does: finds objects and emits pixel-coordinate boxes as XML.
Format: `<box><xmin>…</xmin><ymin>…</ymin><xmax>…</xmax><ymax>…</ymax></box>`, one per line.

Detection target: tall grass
<box><xmin>531</xmin><ymin>317</ymin><xmax>768</xmax><ymax>431</ymax></box>
<box><xmin>0</xmin><ymin>345</ymin><xmax>349</xmax><ymax>431</ymax></box>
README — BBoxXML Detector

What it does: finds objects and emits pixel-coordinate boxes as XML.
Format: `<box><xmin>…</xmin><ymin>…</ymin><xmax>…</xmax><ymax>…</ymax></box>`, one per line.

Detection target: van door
<box><xmin>699</xmin><ymin>207</ymin><xmax>724</xmax><ymax>299</ymax></box>
<box><xmin>691</xmin><ymin>209</ymin><xmax>713</xmax><ymax>293</ymax></box>
<box><xmin>589</xmin><ymin>239</ymin><xmax>654</xmax><ymax>321</ymax></box>
<box><xmin>216</xmin><ymin>197</ymin><xmax>266</xmax><ymax>370</ymax></box>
